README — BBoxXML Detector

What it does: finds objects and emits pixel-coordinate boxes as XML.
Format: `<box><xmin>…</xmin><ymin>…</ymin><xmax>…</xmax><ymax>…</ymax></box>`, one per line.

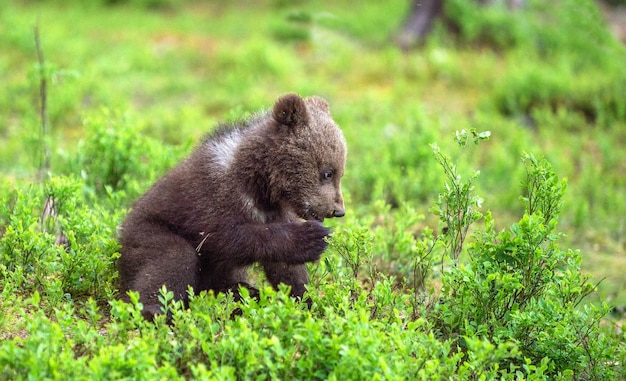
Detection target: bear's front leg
<box><xmin>262</xmin><ymin>262</ymin><xmax>309</xmax><ymax>300</ymax></box>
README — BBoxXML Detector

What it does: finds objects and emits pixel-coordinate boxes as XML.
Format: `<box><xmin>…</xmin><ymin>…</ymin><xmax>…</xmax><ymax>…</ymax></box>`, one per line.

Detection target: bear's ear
<box><xmin>272</xmin><ymin>93</ymin><xmax>309</xmax><ymax>129</ymax></box>
<box><xmin>305</xmin><ymin>96</ymin><xmax>330</xmax><ymax>115</ymax></box>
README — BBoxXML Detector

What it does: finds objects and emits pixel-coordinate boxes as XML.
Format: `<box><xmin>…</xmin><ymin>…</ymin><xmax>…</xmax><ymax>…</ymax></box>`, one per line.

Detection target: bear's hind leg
<box><xmin>262</xmin><ymin>262</ymin><xmax>309</xmax><ymax>300</ymax></box>
<box><xmin>200</xmin><ymin>265</ymin><xmax>259</xmax><ymax>301</ymax></box>
<box><xmin>123</xmin><ymin>236</ymin><xmax>199</xmax><ymax>321</ymax></box>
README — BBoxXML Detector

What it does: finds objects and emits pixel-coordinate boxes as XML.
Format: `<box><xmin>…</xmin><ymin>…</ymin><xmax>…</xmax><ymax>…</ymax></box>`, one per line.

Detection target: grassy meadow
<box><xmin>1</xmin><ymin>0</ymin><xmax>626</xmax><ymax>379</ymax></box>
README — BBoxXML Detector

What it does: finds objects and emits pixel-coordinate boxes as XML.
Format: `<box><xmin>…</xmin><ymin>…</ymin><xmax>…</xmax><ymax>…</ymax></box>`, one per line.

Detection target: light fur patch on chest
<box><xmin>209</xmin><ymin>131</ymin><xmax>243</xmax><ymax>170</ymax></box>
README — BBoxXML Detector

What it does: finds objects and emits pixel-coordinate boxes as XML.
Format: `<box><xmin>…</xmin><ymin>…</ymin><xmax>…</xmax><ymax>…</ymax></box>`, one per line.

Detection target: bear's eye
<box><xmin>320</xmin><ymin>169</ymin><xmax>334</xmax><ymax>182</ymax></box>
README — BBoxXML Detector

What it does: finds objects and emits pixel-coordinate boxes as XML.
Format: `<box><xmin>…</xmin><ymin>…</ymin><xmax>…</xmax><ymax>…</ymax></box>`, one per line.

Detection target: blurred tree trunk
<box><xmin>395</xmin><ymin>0</ymin><xmax>444</xmax><ymax>50</ymax></box>
<box><xmin>395</xmin><ymin>0</ymin><xmax>525</xmax><ymax>50</ymax></box>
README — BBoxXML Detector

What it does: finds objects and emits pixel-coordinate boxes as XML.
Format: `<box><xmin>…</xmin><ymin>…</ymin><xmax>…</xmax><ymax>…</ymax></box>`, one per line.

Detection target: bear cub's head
<box><xmin>245</xmin><ymin>93</ymin><xmax>347</xmax><ymax>223</ymax></box>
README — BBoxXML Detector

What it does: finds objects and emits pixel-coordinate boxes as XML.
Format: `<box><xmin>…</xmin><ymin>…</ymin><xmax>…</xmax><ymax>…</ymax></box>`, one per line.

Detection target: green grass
<box><xmin>1</xmin><ymin>0</ymin><xmax>625</xmax><ymax>379</ymax></box>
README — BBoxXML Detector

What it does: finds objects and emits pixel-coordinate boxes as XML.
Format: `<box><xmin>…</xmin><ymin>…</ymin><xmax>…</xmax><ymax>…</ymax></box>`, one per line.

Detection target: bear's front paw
<box><xmin>292</xmin><ymin>220</ymin><xmax>330</xmax><ymax>263</ymax></box>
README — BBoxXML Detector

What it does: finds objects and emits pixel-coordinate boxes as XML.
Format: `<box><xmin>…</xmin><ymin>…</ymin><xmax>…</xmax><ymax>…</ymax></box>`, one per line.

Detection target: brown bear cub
<box><xmin>118</xmin><ymin>93</ymin><xmax>347</xmax><ymax>320</ymax></box>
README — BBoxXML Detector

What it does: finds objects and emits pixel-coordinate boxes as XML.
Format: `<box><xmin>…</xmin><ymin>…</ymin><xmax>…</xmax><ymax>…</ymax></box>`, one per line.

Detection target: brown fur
<box><xmin>117</xmin><ymin>94</ymin><xmax>346</xmax><ymax>319</ymax></box>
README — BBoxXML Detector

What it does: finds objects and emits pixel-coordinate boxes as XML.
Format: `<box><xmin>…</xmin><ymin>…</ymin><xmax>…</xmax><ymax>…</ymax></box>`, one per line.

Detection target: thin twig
<box><xmin>34</xmin><ymin>22</ymin><xmax>66</xmax><ymax>246</ymax></box>
<box><xmin>34</xmin><ymin>21</ymin><xmax>50</xmax><ymax>181</ymax></box>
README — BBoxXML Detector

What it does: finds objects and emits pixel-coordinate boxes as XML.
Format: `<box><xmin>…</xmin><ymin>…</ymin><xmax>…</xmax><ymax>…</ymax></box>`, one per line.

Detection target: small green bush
<box><xmin>346</xmin><ymin>114</ymin><xmax>441</xmax><ymax>208</ymax></box>
<box><xmin>68</xmin><ymin>110</ymin><xmax>149</xmax><ymax>194</ymax></box>
<box><xmin>431</xmin><ymin>135</ymin><xmax>620</xmax><ymax>378</ymax></box>
<box><xmin>443</xmin><ymin>0</ymin><xmax>526</xmax><ymax>50</ymax></box>
<box><xmin>490</xmin><ymin>61</ymin><xmax>626</xmax><ymax>126</ymax></box>
<box><xmin>62</xmin><ymin>109</ymin><xmax>184</xmax><ymax>204</ymax></box>
<box><xmin>443</xmin><ymin>0</ymin><xmax>620</xmax><ymax>62</ymax></box>
<box><xmin>0</xmin><ymin>175</ymin><xmax>122</xmax><ymax>307</ymax></box>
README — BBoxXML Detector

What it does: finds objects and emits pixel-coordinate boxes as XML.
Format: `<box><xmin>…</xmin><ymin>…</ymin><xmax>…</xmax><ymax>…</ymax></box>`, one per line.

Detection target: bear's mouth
<box><xmin>307</xmin><ymin>215</ymin><xmax>324</xmax><ymax>223</ymax></box>
<box><xmin>302</xmin><ymin>211</ymin><xmax>324</xmax><ymax>223</ymax></box>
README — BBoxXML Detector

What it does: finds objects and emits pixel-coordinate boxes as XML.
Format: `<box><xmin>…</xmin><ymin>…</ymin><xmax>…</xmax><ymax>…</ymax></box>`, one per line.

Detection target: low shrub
<box><xmin>0</xmin><ymin>175</ymin><xmax>121</xmax><ymax>308</ymax></box>
<box><xmin>1</xmin><ymin>129</ymin><xmax>624</xmax><ymax>379</ymax></box>
<box><xmin>431</xmin><ymin>133</ymin><xmax>622</xmax><ymax>379</ymax></box>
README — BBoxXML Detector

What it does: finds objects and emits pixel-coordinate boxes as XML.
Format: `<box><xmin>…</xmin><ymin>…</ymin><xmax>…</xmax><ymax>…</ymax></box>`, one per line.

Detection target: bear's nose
<box><xmin>333</xmin><ymin>209</ymin><xmax>345</xmax><ymax>218</ymax></box>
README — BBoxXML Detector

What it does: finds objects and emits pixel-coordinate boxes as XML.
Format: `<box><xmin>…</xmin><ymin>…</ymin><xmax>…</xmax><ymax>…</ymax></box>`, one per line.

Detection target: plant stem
<box><xmin>34</xmin><ymin>21</ymin><xmax>50</xmax><ymax>181</ymax></box>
